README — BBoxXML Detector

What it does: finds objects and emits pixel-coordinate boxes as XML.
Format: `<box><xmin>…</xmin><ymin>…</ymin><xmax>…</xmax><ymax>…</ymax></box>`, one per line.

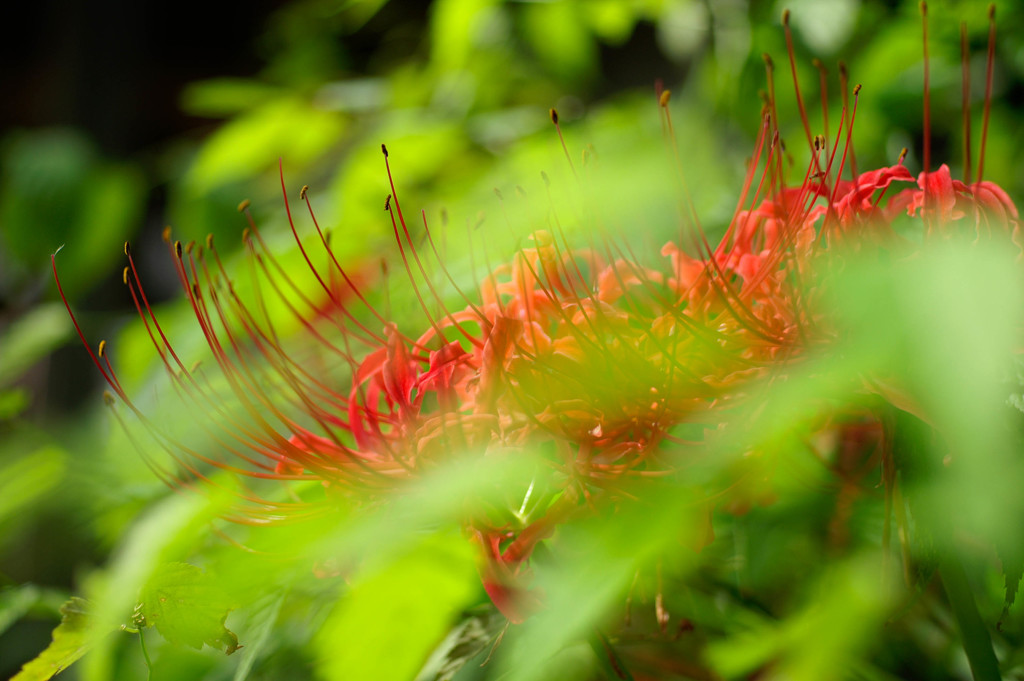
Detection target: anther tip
<box><xmin>103</xmin><ymin>391</ymin><xmax>116</xmax><ymax>407</ymax></box>
<box><xmin>122</xmin><ymin>267</ymin><xmax>129</xmax><ymax>285</ymax></box>
<box><xmin>299</xmin><ymin>184</ymin><xmax>308</xmax><ymax>200</ymax></box>
<box><xmin>494</xmin><ymin>187</ymin><xmax>504</xmax><ymax>200</ymax></box>
<box><xmin>381</xmin><ymin>143</ymin><xmax>388</xmax><ymax>158</ymax></box>
<box><xmin>123</xmin><ymin>241</ymin><xmax>131</xmax><ymax>257</ymax></box>
<box><xmin>384</xmin><ymin>194</ymin><xmax>392</xmax><ymax>211</ymax></box>
<box><xmin>659</xmin><ymin>90</ymin><xmax>671</xmax><ymax>107</ymax></box>
<box><xmin>206</xmin><ymin>234</ymin><xmax>214</xmax><ymax>250</ymax></box>
<box><xmin>98</xmin><ymin>340</ymin><xmax>107</xmax><ymax>358</ymax></box>
<box><xmin>989</xmin><ymin>3</ymin><xmax>995</xmax><ymax>19</ymax></box>
<box><xmin>853</xmin><ymin>83</ymin><xmax>862</xmax><ymax>96</ymax></box>
<box><xmin>782</xmin><ymin>8</ymin><xmax>791</xmax><ymax>25</ymax></box>
<box><xmin>174</xmin><ymin>241</ymin><xmax>183</xmax><ymax>259</ymax></box>
<box><xmin>920</xmin><ymin>1</ymin><xmax>927</xmax><ymax>15</ymax></box>
<box><xmin>549</xmin><ymin>108</ymin><xmax>559</xmax><ymax>125</ymax></box>
<box><xmin>237</xmin><ymin>199</ymin><xmax>251</xmax><ymax>213</ymax></box>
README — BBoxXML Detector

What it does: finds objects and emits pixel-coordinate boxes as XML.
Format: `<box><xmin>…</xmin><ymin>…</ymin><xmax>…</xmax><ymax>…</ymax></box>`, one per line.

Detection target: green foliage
<box><xmin>11</xmin><ymin>597</ymin><xmax>96</xmax><ymax>681</ymax></box>
<box><xmin>0</xmin><ymin>586</ymin><xmax>65</xmax><ymax>640</ymax></box>
<box><xmin>138</xmin><ymin>562</ymin><xmax>239</xmax><ymax>654</ymax></box>
<box><xmin>0</xmin><ymin>448</ymin><xmax>65</xmax><ymax>529</ymax></box>
<box><xmin>10</xmin><ymin>2</ymin><xmax>1024</xmax><ymax>681</ymax></box>
<box><xmin>185</xmin><ymin>99</ymin><xmax>346</xmax><ymax>192</ymax></box>
<box><xmin>0</xmin><ymin>129</ymin><xmax>145</xmax><ymax>295</ymax></box>
<box><xmin>707</xmin><ymin>556</ymin><xmax>891</xmax><ymax>679</ymax></box>
<box><xmin>228</xmin><ymin>591</ymin><xmax>285</xmax><ymax>681</ymax></box>
<box><xmin>314</xmin><ymin>534</ymin><xmax>479</xmax><ymax>681</ymax></box>
<box><xmin>0</xmin><ymin>304</ymin><xmax>72</xmax><ymax>388</ymax></box>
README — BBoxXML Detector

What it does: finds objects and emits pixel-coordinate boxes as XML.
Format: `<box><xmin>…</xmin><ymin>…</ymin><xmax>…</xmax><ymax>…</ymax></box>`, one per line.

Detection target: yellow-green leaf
<box><xmin>139</xmin><ymin>562</ymin><xmax>240</xmax><ymax>654</ymax></box>
<box><xmin>11</xmin><ymin>597</ymin><xmax>94</xmax><ymax>681</ymax></box>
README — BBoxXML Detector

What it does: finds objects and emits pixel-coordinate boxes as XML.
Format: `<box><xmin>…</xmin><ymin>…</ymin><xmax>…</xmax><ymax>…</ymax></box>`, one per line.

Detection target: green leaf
<box><xmin>0</xmin><ymin>446</ymin><xmax>66</xmax><ymax>527</ymax></box>
<box><xmin>0</xmin><ymin>129</ymin><xmax>144</xmax><ymax>292</ymax></box>
<box><xmin>940</xmin><ymin>554</ymin><xmax>1002</xmax><ymax>681</ymax></box>
<box><xmin>429</xmin><ymin>0</ymin><xmax>499</xmax><ymax>71</ymax></box>
<box><xmin>11</xmin><ymin>597</ymin><xmax>96</xmax><ymax>681</ymax></box>
<box><xmin>179</xmin><ymin>78</ymin><xmax>282</xmax><ymax>117</ymax></box>
<box><xmin>0</xmin><ymin>585</ymin><xmax>68</xmax><ymax>637</ymax></box>
<box><xmin>231</xmin><ymin>590</ymin><xmax>286</xmax><ymax>681</ymax></box>
<box><xmin>0</xmin><ymin>585</ymin><xmax>42</xmax><ymax>638</ymax></box>
<box><xmin>996</xmin><ymin>513</ymin><xmax>1024</xmax><ymax>622</ymax></box>
<box><xmin>0</xmin><ymin>304</ymin><xmax>72</xmax><ymax>387</ymax></box>
<box><xmin>83</xmin><ymin>487</ymin><xmax>235</xmax><ymax>680</ymax></box>
<box><xmin>185</xmin><ymin>98</ymin><xmax>345</xmax><ymax>190</ymax></box>
<box><xmin>0</xmin><ymin>388</ymin><xmax>29</xmax><ymax>419</ymax></box>
<box><xmin>138</xmin><ymin>562</ymin><xmax>240</xmax><ymax>654</ymax></box>
<box><xmin>314</xmin><ymin>533</ymin><xmax>479</xmax><ymax>681</ymax></box>
<box><xmin>521</xmin><ymin>1</ymin><xmax>597</xmax><ymax>81</ymax></box>
<box><xmin>707</xmin><ymin>556</ymin><xmax>891</xmax><ymax>680</ymax></box>
<box><xmin>415</xmin><ymin>608</ymin><xmax>506</xmax><ymax>681</ymax></box>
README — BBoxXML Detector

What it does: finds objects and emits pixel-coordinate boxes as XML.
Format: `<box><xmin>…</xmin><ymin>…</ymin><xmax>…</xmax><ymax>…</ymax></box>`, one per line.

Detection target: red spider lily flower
<box><xmin>53</xmin><ymin>4</ymin><xmax>1022</xmax><ymax>628</ymax></box>
<box><xmin>55</xmin><ymin>128</ymin><xmax>803</xmax><ymax>621</ymax></box>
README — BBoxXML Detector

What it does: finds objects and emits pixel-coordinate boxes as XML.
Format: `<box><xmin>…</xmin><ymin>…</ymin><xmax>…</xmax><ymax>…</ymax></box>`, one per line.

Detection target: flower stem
<box><xmin>138</xmin><ymin>627</ymin><xmax>153</xmax><ymax>681</ymax></box>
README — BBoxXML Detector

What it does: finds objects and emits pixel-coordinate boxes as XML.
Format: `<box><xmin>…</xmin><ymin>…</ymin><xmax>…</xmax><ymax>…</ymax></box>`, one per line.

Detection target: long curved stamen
<box><xmin>961</xmin><ymin>21</ymin><xmax>973</xmax><ymax>185</ymax></box>
<box><xmin>782</xmin><ymin>9</ymin><xmax>815</xmax><ymax>158</ymax></box>
<box><xmin>921</xmin><ymin>1</ymin><xmax>931</xmax><ymax>174</ymax></box>
<box><xmin>977</xmin><ymin>3</ymin><xmax>996</xmax><ymax>186</ymax></box>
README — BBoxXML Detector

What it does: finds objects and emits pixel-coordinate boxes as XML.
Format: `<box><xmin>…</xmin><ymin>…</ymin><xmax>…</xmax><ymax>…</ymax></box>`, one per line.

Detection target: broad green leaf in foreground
<box><xmin>12</xmin><ymin>597</ymin><xmax>98</xmax><ymax>681</ymax></box>
<box><xmin>314</xmin><ymin>533</ymin><xmax>479</xmax><ymax>681</ymax></box>
<box><xmin>138</xmin><ymin>562</ymin><xmax>240</xmax><ymax>654</ymax></box>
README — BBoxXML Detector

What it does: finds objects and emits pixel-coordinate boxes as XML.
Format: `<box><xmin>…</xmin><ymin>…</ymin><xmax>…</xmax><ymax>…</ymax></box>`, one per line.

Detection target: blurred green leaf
<box><xmin>0</xmin><ymin>446</ymin><xmax>66</xmax><ymax>528</ymax></box>
<box><xmin>231</xmin><ymin>590</ymin><xmax>286</xmax><ymax>681</ymax></box>
<box><xmin>583</xmin><ymin>0</ymin><xmax>638</xmax><ymax>44</ymax></box>
<box><xmin>139</xmin><ymin>562</ymin><xmax>239</xmax><ymax>653</ymax></box>
<box><xmin>83</xmin><ymin>485</ymin><xmax>235</xmax><ymax>680</ymax></box>
<box><xmin>706</xmin><ymin>555</ymin><xmax>891</xmax><ymax>680</ymax></box>
<box><xmin>0</xmin><ymin>387</ymin><xmax>29</xmax><ymax>419</ymax></box>
<box><xmin>186</xmin><ymin>98</ymin><xmax>346</xmax><ymax>191</ymax></box>
<box><xmin>521</xmin><ymin>1</ymin><xmax>597</xmax><ymax>82</ymax></box>
<box><xmin>314</xmin><ymin>533</ymin><xmax>479</xmax><ymax>681</ymax></box>
<box><xmin>415</xmin><ymin>608</ymin><xmax>505</xmax><ymax>681</ymax></box>
<box><xmin>0</xmin><ymin>585</ymin><xmax>43</xmax><ymax>638</ymax></box>
<box><xmin>0</xmin><ymin>303</ymin><xmax>72</xmax><ymax>387</ymax></box>
<box><xmin>430</xmin><ymin>0</ymin><xmax>500</xmax><ymax>72</ymax></box>
<box><xmin>180</xmin><ymin>79</ymin><xmax>284</xmax><ymax>118</ymax></box>
<box><xmin>0</xmin><ymin>129</ymin><xmax>144</xmax><ymax>292</ymax></box>
<box><xmin>11</xmin><ymin>597</ymin><xmax>97</xmax><ymax>681</ymax></box>
<box><xmin>940</xmin><ymin>554</ymin><xmax>1001</xmax><ymax>681</ymax></box>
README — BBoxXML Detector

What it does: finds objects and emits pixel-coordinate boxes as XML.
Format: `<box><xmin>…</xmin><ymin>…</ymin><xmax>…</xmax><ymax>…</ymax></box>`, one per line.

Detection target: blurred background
<box><xmin>3</xmin><ymin>0</ymin><xmax>1024</xmax><ymax>678</ymax></box>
